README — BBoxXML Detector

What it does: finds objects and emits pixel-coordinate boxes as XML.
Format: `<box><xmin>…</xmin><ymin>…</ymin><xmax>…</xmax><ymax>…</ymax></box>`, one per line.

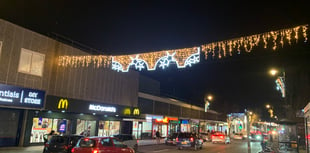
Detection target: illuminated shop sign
<box><xmin>123</xmin><ymin>107</ymin><xmax>140</xmax><ymax>116</ymax></box>
<box><xmin>0</xmin><ymin>83</ymin><xmax>45</xmax><ymax>108</ymax></box>
<box><xmin>155</xmin><ymin>117</ymin><xmax>179</xmax><ymax>123</ymax></box>
<box><xmin>58</xmin><ymin>99</ymin><xmax>68</xmax><ymax>110</ymax></box>
<box><xmin>123</xmin><ymin>108</ymin><xmax>131</xmax><ymax>115</ymax></box>
<box><xmin>89</xmin><ymin>104</ymin><xmax>116</xmax><ymax>112</ymax></box>
<box><xmin>181</xmin><ymin>120</ymin><xmax>189</xmax><ymax>124</ymax></box>
<box><xmin>133</xmin><ymin>108</ymin><xmax>140</xmax><ymax>116</ymax></box>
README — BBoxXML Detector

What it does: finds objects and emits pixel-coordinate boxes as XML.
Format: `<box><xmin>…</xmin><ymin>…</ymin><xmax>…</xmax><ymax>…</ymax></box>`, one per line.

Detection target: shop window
<box><xmin>30</xmin><ymin>118</ymin><xmax>70</xmax><ymax>143</ymax></box>
<box><xmin>76</xmin><ymin>119</ymin><xmax>96</xmax><ymax>137</ymax></box>
<box><xmin>18</xmin><ymin>48</ymin><xmax>45</xmax><ymax>77</ymax></box>
<box><xmin>98</xmin><ymin>121</ymin><xmax>120</xmax><ymax>137</ymax></box>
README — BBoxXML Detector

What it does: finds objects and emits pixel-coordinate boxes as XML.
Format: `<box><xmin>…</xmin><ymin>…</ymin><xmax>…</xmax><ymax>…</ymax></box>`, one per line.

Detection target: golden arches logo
<box><xmin>58</xmin><ymin>99</ymin><xmax>68</xmax><ymax>110</ymax></box>
<box><xmin>124</xmin><ymin>108</ymin><xmax>131</xmax><ymax>115</ymax></box>
<box><xmin>133</xmin><ymin>108</ymin><xmax>140</xmax><ymax>116</ymax></box>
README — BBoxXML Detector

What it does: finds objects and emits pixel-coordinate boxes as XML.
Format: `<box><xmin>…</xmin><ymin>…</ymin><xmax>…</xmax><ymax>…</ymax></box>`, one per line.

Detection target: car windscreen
<box><xmin>78</xmin><ymin>139</ymin><xmax>96</xmax><ymax>148</ymax></box>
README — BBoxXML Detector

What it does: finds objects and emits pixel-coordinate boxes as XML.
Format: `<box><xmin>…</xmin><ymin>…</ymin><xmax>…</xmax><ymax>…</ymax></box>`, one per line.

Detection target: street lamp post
<box><xmin>204</xmin><ymin>95</ymin><xmax>213</xmax><ymax>112</ymax></box>
<box><xmin>269</xmin><ymin>68</ymin><xmax>286</xmax><ymax>98</ymax></box>
<box><xmin>245</xmin><ymin>109</ymin><xmax>251</xmax><ymax>153</ymax></box>
<box><xmin>266</xmin><ymin>104</ymin><xmax>274</xmax><ymax>142</ymax></box>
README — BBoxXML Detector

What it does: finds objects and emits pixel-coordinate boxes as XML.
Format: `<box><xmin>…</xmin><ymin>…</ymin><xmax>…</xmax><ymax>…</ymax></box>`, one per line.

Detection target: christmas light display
<box><xmin>112</xmin><ymin>47</ymin><xmax>200</xmax><ymax>72</ymax></box>
<box><xmin>57</xmin><ymin>24</ymin><xmax>308</xmax><ymax>72</ymax></box>
<box><xmin>201</xmin><ymin>25</ymin><xmax>308</xmax><ymax>59</ymax></box>
<box><xmin>58</xmin><ymin>55</ymin><xmax>112</xmax><ymax>68</ymax></box>
<box><xmin>275</xmin><ymin>77</ymin><xmax>285</xmax><ymax>98</ymax></box>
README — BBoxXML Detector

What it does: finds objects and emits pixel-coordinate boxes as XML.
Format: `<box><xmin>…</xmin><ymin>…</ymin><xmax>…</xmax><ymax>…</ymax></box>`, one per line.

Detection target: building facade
<box><xmin>0</xmin><ymin>19</ymin><xmax>226</xmax><ymax>147</ymax></box>
<box><xmin>0</xmin><ymin>19</ymin><xmax>139</xmax><ymax>146</ymax></box>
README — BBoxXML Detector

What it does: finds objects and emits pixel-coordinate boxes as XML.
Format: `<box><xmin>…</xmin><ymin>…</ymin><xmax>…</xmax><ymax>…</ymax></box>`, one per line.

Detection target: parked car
<box><xmin>71</xmin><ymin>137</ymin><xmax>135</xmax><ymax>153</ymax></box>
<box><xmin>165</xmin><ymin>133</ymin><xmax>178</xmax><ymax>145</ymax></box>
<box><xmin>43</xmin><ymin>134</ymin><xmax>84</xmax><ymax>153</ymax></box>
<box><xmin>176</xmin><ymin>132</ymin><xmax>203</xmax><ymax>150</ymax></box>
<box><xmin>211</xmin><ymin>132</ymin><xmax>230</xmax><ymax>144</ymax></box>
<box><xmin>199</xmin><ymin>132</ymin><xmax>211</xmax><ymax>142</ymax></box>
<box><xmin>233</xmin><ymin>133</ymin><xmax>244</xmax><ymax>140</ymax></box>
<box><xmin>113</xmin><ymin>134</ymin><xmax>138</xmax><ymax>152</ymax></box>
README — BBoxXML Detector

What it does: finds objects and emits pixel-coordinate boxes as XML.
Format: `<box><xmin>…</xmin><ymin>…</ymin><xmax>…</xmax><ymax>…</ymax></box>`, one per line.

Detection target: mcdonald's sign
<box><xmin>133</xmin><ymin>108</ymin><xmax>140</xmax><ymax>116</ymax></box>
<box><xmin>58</xmin><ymin>99</ymin><xmax>68</xmax><ymax>110</ymax></box>
<box><xmin>123</xmin><ymin>108</ymin><xmax>131</xmax><ymax>115</ymax></box>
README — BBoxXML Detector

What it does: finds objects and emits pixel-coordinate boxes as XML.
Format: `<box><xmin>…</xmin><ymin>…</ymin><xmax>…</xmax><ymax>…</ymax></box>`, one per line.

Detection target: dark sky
<box><xmin>0</xmin><ymin>0</ymin><xmax>309</xmax><ymax>113</ymax></box>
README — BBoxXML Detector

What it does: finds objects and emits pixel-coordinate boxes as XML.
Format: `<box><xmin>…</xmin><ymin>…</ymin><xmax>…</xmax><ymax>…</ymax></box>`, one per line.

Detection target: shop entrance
<box><xmin>153</xmin><ymin>124</ymin><xmax>167</xmax><ymax>138</ymax></box>
<box><xmin>0</xmin><ymin>109</ymin><xmax>22</xmax><ymax>146</ymax></box>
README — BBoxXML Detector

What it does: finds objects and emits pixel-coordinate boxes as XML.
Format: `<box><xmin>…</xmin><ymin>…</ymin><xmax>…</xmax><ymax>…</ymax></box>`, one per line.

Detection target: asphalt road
<box><xmin>138</xmin><ymin>140</ymin><xmax>263</xmax><ymax>153</ymax></box>
<box><xmin>0</xmin><ymin>140</ymin><xmax>305</xmax><ymax>153</ymax></box>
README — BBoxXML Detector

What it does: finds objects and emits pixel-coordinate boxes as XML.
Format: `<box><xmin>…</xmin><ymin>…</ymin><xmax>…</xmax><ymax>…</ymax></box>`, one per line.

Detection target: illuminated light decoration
<box><xmin>58</xmin><ymin>55</ymin><xmax>112</xmax><ymax>68</ymax></box>
<box><xmin>111</xmin><ymin>47</ymin><xmax>200</xmax><ymax>72</ymax></box>
<box><xmin>201</xmin><ymin>25</ymin><xmax>308</xmax><ymax>59</ymax></box>
<box><xmin>57</xmin><ymin>25</ymin><xmax>307</xmax><ymax>72</ymax></box>
<box><xmin>275</xmin><ymin>77</ymin><xmax>285</xmax><ymax>98</ymax></box>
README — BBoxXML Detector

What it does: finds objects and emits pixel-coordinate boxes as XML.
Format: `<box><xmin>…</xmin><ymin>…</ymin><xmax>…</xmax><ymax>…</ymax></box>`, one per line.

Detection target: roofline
<box><xmin>138</xmin><ymin>92</ymin><xmax>218</xmax><ymax>114</ymax></box>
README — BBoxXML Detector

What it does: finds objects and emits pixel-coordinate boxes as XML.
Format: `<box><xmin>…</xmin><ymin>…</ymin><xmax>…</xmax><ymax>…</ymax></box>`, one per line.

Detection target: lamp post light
<box><xmin>269</xmin><ymin>68</ymin><xmax>286</xmax><ymax>98</ymax></box>
<box><xmin>204</xmin><ymin>95</ymin><xmax>213</xmax><ymax>112</ymax></box>
<box><xmin>265</xmin><ymin>104</ymin><xmax>274</xmax><ymax>142</ymax></box>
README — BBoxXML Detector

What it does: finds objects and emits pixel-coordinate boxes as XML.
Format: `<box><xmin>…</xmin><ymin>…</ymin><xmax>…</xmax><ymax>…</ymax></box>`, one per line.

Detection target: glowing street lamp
<box><xmin>269</xmin><ymin>69</ymin><xmax>278</xmax><ymax>76</ymax></box>
<box><xmin>204</xmin><ymin>94</ymin><xmax>213</xmax><ymax>112</ymax></box>
<box><xmin>269</xmin><ymin>68</ymin><xmax>286</xmax><ymax>98</ymax></box>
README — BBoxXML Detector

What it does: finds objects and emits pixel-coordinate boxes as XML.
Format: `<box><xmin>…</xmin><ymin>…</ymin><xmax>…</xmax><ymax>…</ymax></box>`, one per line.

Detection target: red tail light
<box><xmin>64</xmin><ymin>145</ymin><xmax>68</xmax><ymax>150</ymax></box>
<box><xmin>92</xmin><ymin>149</ymin><xmax>99</xmax><ymax>153</ymax></box>
<box><xmin>190</xmin><ymin>137</ymin><xmax>194</xmax><ymax>142</ymax></box>
<box><xmin>212</xmin><ymin>135</ymin><xmax>215</xmax><ymax>139</ymax></box>
<box><xmin>176</xmin><ymin>138</ymin><xmax>179</xmax><ymax>142</ymax></box>
<box><xmin>71</xmin><ymin>148</ymin><xmax>75</xmax><ymax>153</ymax></box>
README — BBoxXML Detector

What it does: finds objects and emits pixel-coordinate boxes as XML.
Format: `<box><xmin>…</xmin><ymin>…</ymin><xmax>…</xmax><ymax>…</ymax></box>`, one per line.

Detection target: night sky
<box><xmin>1</xmin><ymin>0</ymin><xmax>309</xmax><ymax>113</ymax></box>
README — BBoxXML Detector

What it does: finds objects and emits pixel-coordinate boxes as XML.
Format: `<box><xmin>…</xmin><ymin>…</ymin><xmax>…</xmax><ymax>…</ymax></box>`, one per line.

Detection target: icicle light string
<box><xmin>57</xmin><ymin>24</ymin><xmax>308</xmax><ymax>71</ymax></box>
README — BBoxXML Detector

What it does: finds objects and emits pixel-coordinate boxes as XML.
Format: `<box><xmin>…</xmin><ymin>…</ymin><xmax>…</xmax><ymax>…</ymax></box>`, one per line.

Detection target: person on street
<box><xmin>156</xmin><ymin>131</ymin><xmax>161</xmax><ymax>144</ymax></box>
<box><xmin>43</xmin><ymin>130</ymin><xmax>56</xmax><ymax>143</ymax></box>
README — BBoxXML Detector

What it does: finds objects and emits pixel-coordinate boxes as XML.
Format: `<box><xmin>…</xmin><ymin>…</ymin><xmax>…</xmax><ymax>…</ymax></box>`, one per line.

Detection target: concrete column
<box><xmin>19</xmin><ymin>110</ymin><xmax>28</xmax><ymax>147</ymax></box>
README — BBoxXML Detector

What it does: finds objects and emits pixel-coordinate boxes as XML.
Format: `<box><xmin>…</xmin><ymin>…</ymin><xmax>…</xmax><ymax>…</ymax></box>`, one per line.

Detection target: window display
<box><xmin>30</xmin><ymin>118</ymin><xmax>70</xmax><ymax>143</ymax></box>
<box><xmin>76</xmin><ymin>119</ymin><xmax>96</xmax><ymax>137</ymax></box>
<box><xmin>98</xmin><ymin>121</ymin><xmax>120</xmax><ymax>137</ymax></box>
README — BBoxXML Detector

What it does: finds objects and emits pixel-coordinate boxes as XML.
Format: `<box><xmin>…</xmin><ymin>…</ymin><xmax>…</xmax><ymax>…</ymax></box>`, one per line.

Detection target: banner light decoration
<box><xmin>56</xmin><ymin>25</ymin><xmax>308</xmax><ymax>72</ymax></box>
<box><xmin>58</xmin><ymin>55</ymin><xmax>112</xmax><ymax>68</ymax></box>
<box><xmin>111</xmin><ymin>47</ymin><xmax>200</xmax><ymax>72</ymax></box>
<box><xmin>201</xmin><ymin>25</ymin><xmax>308</xmax><ymax>60</ymax></box>
<box><xmin>275</xmin><ymin>77</ymin><xmax>285</xmax><ymax>98</ymax></box>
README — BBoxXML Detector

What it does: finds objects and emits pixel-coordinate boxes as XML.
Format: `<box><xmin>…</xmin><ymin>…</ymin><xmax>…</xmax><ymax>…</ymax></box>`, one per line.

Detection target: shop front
<box><xmin>0</xmin><ymin>83</ymin><xmax>45</xmax><ymax>147</ymax></box>
<box><xmin>25</xmin><ymin>95</ymin><xmax>130</xmax><ymax>146</ymax></box>
<box><xmin>180</xmin><ymin>119</ymin><xmax>190</xmax><ymax>132</ymax></box>
<box><xmin>304</xmin><ymin>102</ymin><xmax>310</xmax><ymax>152</ymax></box>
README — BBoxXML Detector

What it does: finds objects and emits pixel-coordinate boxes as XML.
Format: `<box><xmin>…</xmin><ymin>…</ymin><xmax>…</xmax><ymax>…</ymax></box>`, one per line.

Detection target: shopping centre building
<box><xmin>0</xmin><ymin>19</ymin><xmax>226</xmax><ymax>147</ymax></box>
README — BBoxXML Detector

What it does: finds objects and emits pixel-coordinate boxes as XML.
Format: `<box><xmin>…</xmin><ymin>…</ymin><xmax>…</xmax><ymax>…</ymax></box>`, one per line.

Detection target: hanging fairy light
<box><xmin>57</xmin><ymin>24</ymin><xmax>308</xmax><ymax>72</ymax></box>
<box><xmin>58</xmin><ymin>55</ymin><xmax>112</xmax><ymax>68</ymax></box>
<box><xmin>201</xmin><ymin>25</ymin><xmax>308</xmax><ymax>59</ymax></box>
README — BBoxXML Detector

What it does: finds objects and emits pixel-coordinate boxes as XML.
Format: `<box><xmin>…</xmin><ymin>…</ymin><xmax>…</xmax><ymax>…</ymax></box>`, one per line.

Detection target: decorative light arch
<box><xmin>111</xmin><ymin>47</ymin><xmax>200</xmax><ymax>72</ymax></box>
<box><xmin>57</xmin><ymin>25</ymin><xmax>308</xmax><ymax>72</ymax></box>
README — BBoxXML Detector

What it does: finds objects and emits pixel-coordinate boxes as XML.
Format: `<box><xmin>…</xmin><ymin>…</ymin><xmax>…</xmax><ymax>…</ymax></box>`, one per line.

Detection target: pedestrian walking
<box><xmin>156</xmin><ymin>131</ymin><xmax>161</xmax><ymax>144</ymax></box>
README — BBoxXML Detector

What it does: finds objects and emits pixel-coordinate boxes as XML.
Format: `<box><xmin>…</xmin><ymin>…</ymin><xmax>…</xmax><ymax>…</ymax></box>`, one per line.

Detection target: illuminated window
<box><xmin>18</xmin><ymin>48</ymin><xmax>45</xmax><ymax>76</ymax></box>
